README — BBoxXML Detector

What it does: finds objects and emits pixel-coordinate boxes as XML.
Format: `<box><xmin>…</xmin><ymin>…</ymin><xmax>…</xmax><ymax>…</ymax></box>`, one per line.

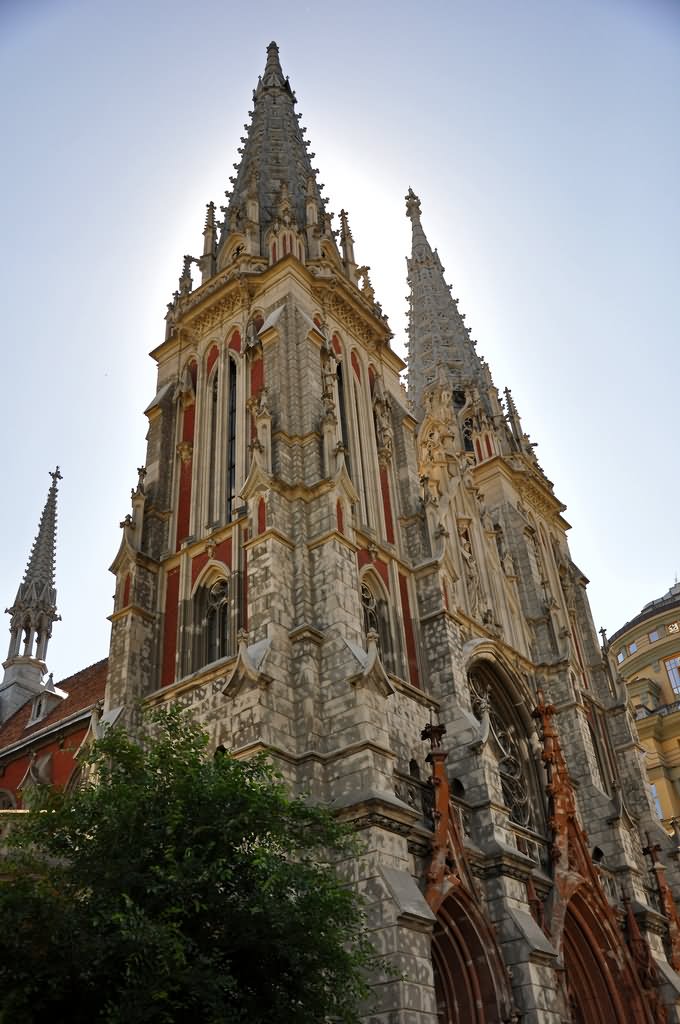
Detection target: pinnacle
<box><xmin>22</xmin><ymin>467</ymin><xmax>60</xmax><ymax>592</ymax></box>
<box><xmin>262</xmin><ymin>41</ymin><xmax>286</xmax><ymax>89</ymax></box>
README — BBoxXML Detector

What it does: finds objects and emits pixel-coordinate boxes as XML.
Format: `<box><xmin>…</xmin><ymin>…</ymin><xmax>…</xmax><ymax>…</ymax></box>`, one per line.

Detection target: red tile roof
<box><xmin>0</xmin><ymin>659</ymin><xmax>108</xmax><ymax>752</ymax></box>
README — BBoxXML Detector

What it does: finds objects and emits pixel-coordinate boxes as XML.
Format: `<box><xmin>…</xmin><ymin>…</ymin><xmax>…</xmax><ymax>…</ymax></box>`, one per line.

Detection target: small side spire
<box><xmin>200</xmin><ymin>202</ymin><xmax>217</xmax><ymax>283</ymax></box>
<box><xmin>20</xmin><ymin>467</ymin><xmax>61</xmax><ymax>600</ymax></box>
<box><xmin>339</xmin><ymin>209</ymin><xmax>358</xmax><ymax>284</ymax></box>
<box><xmin>504</xmin><ymin>388</ymin><xmax>523</xmax><ymax>444</ymax></box>
<box><xmin>1</xmin><ymin>469</ymin><xmax>64</xmax><ymax>722</ymax></box>
<box><xmin>178</xmin><ymin>255</ymin><xmax>194</xmax><ymax>295</ymax></box>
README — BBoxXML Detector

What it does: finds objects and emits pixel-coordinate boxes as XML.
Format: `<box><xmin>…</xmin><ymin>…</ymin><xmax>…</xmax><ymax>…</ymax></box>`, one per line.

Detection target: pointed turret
<box><xmin>200</xmin><ymin>202</ymin><xmax>217</xmax><ymax>283</ymax></box>
<box><xmin>339</xmin><ymin>209</ymin><xmax>358</xmax><ymax>284</ymax></box>
<box><xmin>1</xmin><ymin>469</ymin><xmax>65</xmax><ymax>722</ymax></box>
<box><xmin>217</xmin><ymin>42</ymin><xmax>337</xmax><ymax>263</ymax></box>
<box><xmin>405</xmin><ymin>188</ymin><xmax>481</xmax><ymax>416</ymax></box>
<box><xmin>504</xmin><ymin>387</ymin><xmax>524</xmax><ymax>446</ymax></box>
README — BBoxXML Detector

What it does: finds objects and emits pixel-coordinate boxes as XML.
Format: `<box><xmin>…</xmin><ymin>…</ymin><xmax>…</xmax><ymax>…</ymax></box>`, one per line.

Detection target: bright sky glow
<box><xmin>1</xmin><ymin>0</ymin><xmax>678</xmax><ymax>681</ymax></box>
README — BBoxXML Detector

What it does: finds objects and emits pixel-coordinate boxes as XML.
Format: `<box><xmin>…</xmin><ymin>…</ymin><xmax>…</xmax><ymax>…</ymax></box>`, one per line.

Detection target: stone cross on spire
<box><xmin>405</xmin><ymin>189</ymin><xmax>481</xmax><ymax>417</ymax></box>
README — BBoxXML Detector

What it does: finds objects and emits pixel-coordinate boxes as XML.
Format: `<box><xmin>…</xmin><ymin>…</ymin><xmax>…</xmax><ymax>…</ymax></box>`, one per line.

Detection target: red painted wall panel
<box><xmin>399</xmin><ymin>573</ymin><xmax>420</xmax><ymax>687</ymax></box>
<box><xmin>161</xmin><ymin>568</ymin><xmax>180</xmax><ymax>686</ymax></box>
<box><xmin>380</xmin><ymin>466</ymin><xmax>395</xmax><ymax>544</ymax></box>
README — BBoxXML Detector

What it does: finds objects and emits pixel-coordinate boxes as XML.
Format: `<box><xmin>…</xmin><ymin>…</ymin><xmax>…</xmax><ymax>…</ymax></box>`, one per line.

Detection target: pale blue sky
<box><xmin>1</xmin><ymin>0</ymin><xmax>678</xmax><ymax>680</ymax></box>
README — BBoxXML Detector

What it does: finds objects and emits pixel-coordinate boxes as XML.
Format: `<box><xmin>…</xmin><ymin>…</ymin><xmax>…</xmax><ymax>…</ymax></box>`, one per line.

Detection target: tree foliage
<box><xmin>0</xmin><ymin>709</ymin><xmax>376</xmax><ymax>1023</ymax></box>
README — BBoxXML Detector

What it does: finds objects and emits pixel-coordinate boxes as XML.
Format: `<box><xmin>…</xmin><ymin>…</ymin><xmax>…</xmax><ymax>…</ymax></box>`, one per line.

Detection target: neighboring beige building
<box><xmin>610</xmin><ymin>583</ymin><xmax>680</xmax><ymax>826</ymax></box>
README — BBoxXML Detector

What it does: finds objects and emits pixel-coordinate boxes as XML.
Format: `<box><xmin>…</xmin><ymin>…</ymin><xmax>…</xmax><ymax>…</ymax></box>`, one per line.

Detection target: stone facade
<box><xmin>102</xmin><ymin>42</ymin><xmax>680</xmax><ymax>1023</ymax></box>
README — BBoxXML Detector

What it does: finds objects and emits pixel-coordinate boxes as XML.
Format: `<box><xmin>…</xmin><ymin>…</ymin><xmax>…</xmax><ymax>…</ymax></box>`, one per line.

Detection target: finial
<box><xmin>339</xmin><ymin>209</ymin><xmax>354</xmax><ymax>241</ymax></box>
<box><xmin>405</xmin><ymin>187</ymin><xmax>422</xmax><ymax>224</ymax></box>
<box><xmin>50</xmin><ymin>466</ymin><xmax>62</xmax><ymax>485</ymax></box>
<box><xmin>261</xmin><ymin>40</ymin><xmax>286</xmax><ymax>91</ymax></box>
<box><xmin>204</xmin><ymin>201</ymin><xmax>215</xmax><ymax>229</ymax></box>
<box><xmin>179</xmin><ymin>255</ymin><xmax>194</xmax><ymax>295</ymax></box>
<box><xmin>504</xmin><ymin>387</ymin><xmax>519</xmax><ymax>417</ymax></box>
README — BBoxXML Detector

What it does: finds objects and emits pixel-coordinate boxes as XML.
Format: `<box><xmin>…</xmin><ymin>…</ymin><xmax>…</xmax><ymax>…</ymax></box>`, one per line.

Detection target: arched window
<box><xmin>468</xmin><ymin>665</ymin><xmax>545</xmax><ymax>833</ymax></box>
<box><xmin>463</xmin><ymin>418</ymin><xmax>474</xmax><ymax>453</ymax></box>
<box><xmin>193</xmin><ymin>578</ymin><xmax>235</xmax><ymax>671</ymax></box>
<box><xmin>208</xmin><ymin>369</ymin><xmax>219</xmax><ymax>523</ymax></box>
<box><xmin>336</xmin><ymin>361</ymin><xmax>351</xmax><ymax>475</ymax></box>
<box><xmin>226</xmin><ymin>358</ymin><xmax>237</xmax><ymax>521</ymax></box>
<box><xmin>360</xmin><ymin>576</ymin><xmax>394</xmax><ymax>673</ymax></box>
<box><xmin>206</xmin><ymin>354</ymin><xmax>239</xmax><ymax>526</ymax></box>
<box><xmin>352</xmin><ymin>375</ymin><xmax>371</xmax><ymax>524</ymax></box>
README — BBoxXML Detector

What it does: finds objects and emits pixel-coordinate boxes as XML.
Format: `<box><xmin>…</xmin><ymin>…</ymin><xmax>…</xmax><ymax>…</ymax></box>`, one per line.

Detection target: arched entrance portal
<box><xmin>431</xmin><ymin>889</ymin><xmax>512</xmax><ymax>1023</ymax></box>
<box><xmin>562</xmin><ymin>892</ymin><xmax>651</xmax><ymax>1024</ymax></box>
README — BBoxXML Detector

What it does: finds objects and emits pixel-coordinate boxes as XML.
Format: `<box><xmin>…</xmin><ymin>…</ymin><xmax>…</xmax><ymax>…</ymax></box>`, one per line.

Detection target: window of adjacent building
<box><xmin>617</xmin><ymin>650</ymin><xmax>626</xmax><ymax>664</ymax></box>
<box><xmin>649</xmin><ymin>627</ymin><xmax>663</xmax><ymax>643</ymax></box>
<box><xmin>665</xmin><ymin>656</ymin><xmax>680</xmax><ymax>695</ymax></box>
<box><xmin>650</xmin><ymin>783</ymin><xmax>663</xmax><ymax>819</ymax></box>
<box><xmin>629</xmin><ymin>641</ymin><xmax>638</xmax><ymax>654</ymax></box>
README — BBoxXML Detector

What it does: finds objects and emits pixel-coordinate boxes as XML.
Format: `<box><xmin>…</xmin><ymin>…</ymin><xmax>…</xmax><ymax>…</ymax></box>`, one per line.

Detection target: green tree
<box><xmin>0</xmin><ymin>709</ymin><xmax>376</xmax><ymax>1023</ymax></box>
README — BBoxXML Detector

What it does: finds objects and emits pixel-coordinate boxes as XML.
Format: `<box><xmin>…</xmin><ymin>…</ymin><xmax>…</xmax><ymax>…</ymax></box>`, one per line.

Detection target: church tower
<box><xmin>105</xmin><ymin>44</ymin><xmax>680</xmax><ymax>1023</ymax></box>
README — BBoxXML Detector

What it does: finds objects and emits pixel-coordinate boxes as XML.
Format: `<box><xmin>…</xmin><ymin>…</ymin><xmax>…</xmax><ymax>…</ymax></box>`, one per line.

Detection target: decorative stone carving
<box><xmin>176</xmin><ymin>440</ymin><xmax>193</xmax><ymax>464</ymax></box>
<box><xmin>458</xmin><ymin>523</ymin><xmax>485</xmax><ymax>620</ymax></box>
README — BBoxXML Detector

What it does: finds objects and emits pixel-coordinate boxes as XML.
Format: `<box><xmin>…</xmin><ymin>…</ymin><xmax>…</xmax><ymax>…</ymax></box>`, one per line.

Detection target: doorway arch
<box><xmin>431</xmin><ymin>888</ymin><xmax>513</xmax><ymax>1023</ymax></box>
<box><xmin>562</xmin><ymin>890</ymin><xmax>652</xmax><ymax>1024</ymax></box>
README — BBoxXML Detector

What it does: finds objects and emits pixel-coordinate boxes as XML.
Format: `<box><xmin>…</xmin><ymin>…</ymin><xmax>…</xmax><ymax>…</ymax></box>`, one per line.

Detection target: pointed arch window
<box><xmin>208</xmin><ymin>369</ymin><xmax>219</xmax><ymax>523</ymax></box>
<box><xmin>468</xmin><ymin>666</ymin><xmax>546</xmax><ymax>835</ymax></box>
<box><xmin>226</xmin><ymin>358</ymin><xmax>237</xmax><ymax>521</ymax></box>
<box><xmin>352</xmin><ymin>376</ymin><xmax>371</xmax><ymax>525</ymax></box>
<box><xmin>193</xmin><ymin>577</ymin><xmax>235</xmax><ymax>671</ymax></box>
<box><xmin>205</xmin><ymin>354</ymin><xmax>240</xmax><ymax>527</ymax></box>
<box><xmin>337</xmin><ymin>361</ymin><xmax>351</xmax><ymax>475</ymax></box>
<box><xmin>360</xmin><ymin>576</ymin><xmax>394</xmax><ymax>673</ymax></box>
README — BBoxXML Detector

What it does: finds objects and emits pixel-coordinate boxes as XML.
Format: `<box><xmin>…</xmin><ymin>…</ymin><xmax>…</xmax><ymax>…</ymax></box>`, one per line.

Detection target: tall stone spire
<box><xmin>405</xmin><ymin>188</ymin><xmax>481</xmax><ymax>415</ymax></box>
<box><xmin>1</xmin><ymin>469</ymin><xmax>63</xmax><ymax>721</ymax></box>
<box><xmin>219</xmin><ymin>41</ymin><xmax>335</xmax><ymax>261</ymax></box>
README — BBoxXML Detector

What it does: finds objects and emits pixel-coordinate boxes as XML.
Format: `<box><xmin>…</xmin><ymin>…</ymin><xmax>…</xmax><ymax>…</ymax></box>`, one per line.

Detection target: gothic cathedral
<box><xmin>103</xmin><ymin>43</ymin><xmax>680</xmax><ymax>1023</ymax></box>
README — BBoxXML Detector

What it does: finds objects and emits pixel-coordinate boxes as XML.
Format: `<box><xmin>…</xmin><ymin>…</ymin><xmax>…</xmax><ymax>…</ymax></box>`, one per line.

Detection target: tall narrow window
<box><xmin>353</xmin><ymin>380</ymin><xmax>370</xmax><ymax>524</ymax></box>
<box><xmin>195</xmin><ymin>578</ymin><xmax>234</xmax><ymax>671</ymax></box>
<box><xmin>360</xmin><ymin>577</ymin><xmax>393</xmax><ymax>672</ymax></box>
<box><xmin>227</xmin><ymin>360</ymin><xmax>237</xmax><ymax>520</ymax></box>
<box><xmin>208</xmin><ymin>371</ymin><xmax>219</xmax><ymax>523</ymax></box>
<box><xmin>463</xmin><ymin>418</ymin><xmax>474</xmax><ymax>453</ymax></box>
<box><xmin>337</xmin><ymin>363</ymin><xmax>351</xmax><ymax>476</ymax></box>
